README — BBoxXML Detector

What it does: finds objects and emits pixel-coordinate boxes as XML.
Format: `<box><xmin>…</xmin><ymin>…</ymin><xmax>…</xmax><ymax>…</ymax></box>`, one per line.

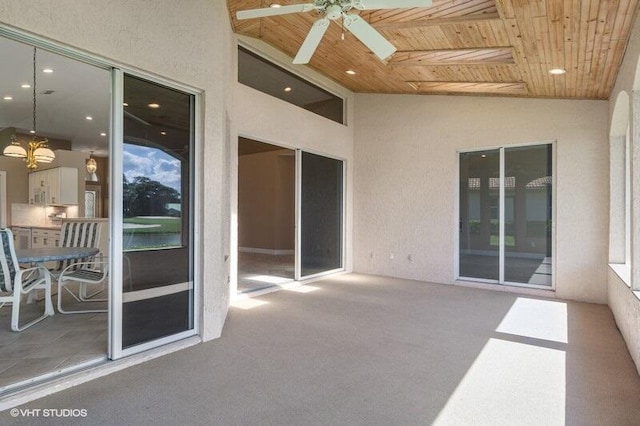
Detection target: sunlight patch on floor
<box><xmin>232</xmin><ymin>298</ymin><xmax>270</xmax><ymax>310</ymax></box>
<box><xmin>496</xmin><ymin>298</ymin><xmax>568</xmax><ymax>343</ymax></box>
<box><xmin>434</xmin><ymin>338</ymin><xmax>566</xmax><ymax>426</ymax></box>
<box><xmin>246</xmin><ymin>275</ymin><xmax>292</xmax><ymax>285</ymax></box>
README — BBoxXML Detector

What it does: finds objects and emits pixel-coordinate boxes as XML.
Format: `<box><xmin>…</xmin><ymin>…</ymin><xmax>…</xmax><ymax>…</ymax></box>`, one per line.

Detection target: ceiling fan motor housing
<box><xmin>325</xmin><ymin>4</ymin><xmax>344</xmax><ymax>20</ymax></box>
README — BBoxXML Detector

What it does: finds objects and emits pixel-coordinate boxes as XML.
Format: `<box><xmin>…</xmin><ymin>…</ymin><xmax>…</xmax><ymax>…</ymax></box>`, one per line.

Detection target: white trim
<box><xmin>0</xmin><ymin>357</ymin><xmax>105</xmax><ymax>395</ymax></box>
<box><xmin>625</xmin><ymin>123</ymin><xmax>632</xmax><ymax>267</ymax></box>
<box><xmin>0</xmin><ymin>171</ymin><xmax>7</xmax><ymax>228</ymax></box>
<box><xmin>109</xmin><ymin>69</ymin><xmax>124</xmax><ymax>360</ymax></box>
<box><xmin>238</xmin><ymin>247</ymin><xmax>294</xmax><ymax>255</ymax></box>
<box><xmin>610</xmin><ymin>263</ymin><xmax>632</xmax><ymax>287</ymax></box>
<box><xmin>0</xmin><ymin>336</ymin><xmax>200</xmax><ymax>412</ymax></box>
<box><xmin>499</xmin><ymin>147</ymin><xmax>505</xmax><ymax>283</ymax></box>
<box><xmin>192</xmin><ymin>92</ymin><xmax>202</xmax><ymax>337</ymax></box>
<box><xmin>120</xmin><ymin>329</ymin><xmax>197</xmax><ymax>358</ymax></box>
<box><xmin>295</xmin><ymin>149</ymin><xmax>302</xmax><ymax>281</ymax></box>
<box><xmin>122</xmin><ymin>282</ymin><xmax>193</xmax><ymax>303</ymax></box>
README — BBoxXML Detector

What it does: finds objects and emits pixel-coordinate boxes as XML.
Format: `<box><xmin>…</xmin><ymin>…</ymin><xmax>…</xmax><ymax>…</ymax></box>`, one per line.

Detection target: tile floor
<box><xmin>0</xmin><ymin>287</ymin><xmax>107</xmax><ymax>394</ymax></box>
<box><xmin>237</xmin><ymin>252</ymin><xmax>294</xmax><ymax>293</ymax></box>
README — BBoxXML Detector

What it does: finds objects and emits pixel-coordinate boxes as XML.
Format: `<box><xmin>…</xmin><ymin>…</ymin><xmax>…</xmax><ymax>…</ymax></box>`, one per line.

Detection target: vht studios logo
<box><xmin>10</xmin><ymin>408</ymin><xmax>88</xmax><ymax>418</ymax></box>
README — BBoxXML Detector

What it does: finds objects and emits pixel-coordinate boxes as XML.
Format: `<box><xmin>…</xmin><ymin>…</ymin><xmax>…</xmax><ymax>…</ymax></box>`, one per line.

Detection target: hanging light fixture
<box><xmin>86</xmin><ymin>151</ymin><xmax>98</xmax><ymax>181</ymax></box>
<box><xmin>2</xmin><ymin>47</ymin><xmax>55</xmax><ymax>170</ymax></box>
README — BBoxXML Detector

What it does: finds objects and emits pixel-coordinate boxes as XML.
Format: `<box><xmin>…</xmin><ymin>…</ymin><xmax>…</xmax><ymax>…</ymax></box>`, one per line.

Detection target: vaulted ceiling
<box><xmin>227</xmin><ymin>0</ymin><xmax>640</xmax><ymax>99</ymax></box>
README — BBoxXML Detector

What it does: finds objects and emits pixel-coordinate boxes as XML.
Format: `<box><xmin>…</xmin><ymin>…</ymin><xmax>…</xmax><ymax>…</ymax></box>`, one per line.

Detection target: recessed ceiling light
<box><xmin>123</xmin><ymin>102</ymin><xmax>129</xmax><ymax>107</ymax></box>
<box><xmin>100</xmin><ymin>132</ymin><xmax>107</xmax><ymax>137</ymax></box>
<box><xmin>160</xmin><ymin>131</ymin><xmax>167</xmax><ymax>136</ymax></box>
<box><xmin>42</xmin><ymin>68</ymin><xmax>53</xmax><ymax>73</ymax></box>
<box><xmin>481</xmin><ymin>154</ymin><xmax>487</xmax><ymax>158</ymax></box>
<box><xmin>21</xmin><ymin>84</ymin><xmax>31</xmax><ymax>88</ymax></box>
<box><xmin>270</xmin><ymin>3</ymin><xmax>282</xmax><ymax>7</ymax></box>
<box><xmin>284</xmin><ymin>87</ymin><xmax>292</xmax><ymax>92</ymax></box>
<box><xmin>148</xmin><ymin>103</ymin><xmax>160</xmax><ymax>108</ymax></box>
<box><xmin>549</xmin><ymin>68</ymin><xmax>566</xmax><ymax>75</ymax></box>
<box><xmin>86</xmin><ymin>116</ymin><xmax>93</xmax><ymax>121</ymax></box>
<box><xmin>346</xmin><ymin>70</ymin><xmax>356</xmax><ymax>75</ymax></box>
<box><xmin>3</xmin><ymin>96</ymin><xmax>13</xmax><ymax>101</ymax></box>
<box><xmin>29</xmin><ymin>130</ymin><xmax>35</xmax><ymax>134</ymax></box>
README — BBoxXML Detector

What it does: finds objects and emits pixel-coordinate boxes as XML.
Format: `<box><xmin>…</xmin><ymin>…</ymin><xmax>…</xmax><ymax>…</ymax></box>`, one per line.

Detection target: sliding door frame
<box><xmin>110</xmin><ymin>69</ymin><xmax>202</xmax><ymax>359</ymax></box>
<box><xmin>455</xmin><ymin>141</ymin><xmax>556</xmax><ymax>291</ymax></box>
<box><xmin>294</xmin><ymin>148</ymin><xmax>347</xmax><ymax>282</ymax></box>
<box><xmin>0</xmin><ymin>24</ymin><xmax>203</xmax><ymax>361</ymax></box>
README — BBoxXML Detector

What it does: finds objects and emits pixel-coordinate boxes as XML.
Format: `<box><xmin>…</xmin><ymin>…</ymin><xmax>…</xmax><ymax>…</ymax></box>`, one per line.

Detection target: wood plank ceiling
<box><xmin>227</xmin><ymin>0</ymin><xmax>640</xmax><ymax>99</ymax></box>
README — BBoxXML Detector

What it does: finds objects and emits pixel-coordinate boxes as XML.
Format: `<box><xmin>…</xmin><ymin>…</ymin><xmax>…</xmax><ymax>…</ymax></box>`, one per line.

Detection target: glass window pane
<box><xmin>300</xmin><ymin>152</ymin><xmax>343</xmax><ymax>277</ymax></box>
<box><xmin>238</xmin><ymin>47</ymin><xmax>344</xmax><ymax>124</ymax></box>
<box><xmin>459</xmin><ymin>150</ymin><xmax>500</xmax><ymax>281</ymax></box>
<box><xmin>504</xmin><ymin>144</ymin><xmax>552</xmax><ymax>285</ymax></box>
<box><xmin>122</xmin><ymin>75</ymin><xmax>194</xmax><ymax>348</ymax></box>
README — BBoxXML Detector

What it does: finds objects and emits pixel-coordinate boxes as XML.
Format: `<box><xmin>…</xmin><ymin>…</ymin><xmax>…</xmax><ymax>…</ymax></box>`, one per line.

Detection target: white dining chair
<box><xmin>0</xmin><ymin>228</ymin><xmax>54</xmax><ymax>331</ymax></box>
<box><xmin>56</xmin><ymin>219</ymin><xmax>109</xmax><ymax>314</ymax></box>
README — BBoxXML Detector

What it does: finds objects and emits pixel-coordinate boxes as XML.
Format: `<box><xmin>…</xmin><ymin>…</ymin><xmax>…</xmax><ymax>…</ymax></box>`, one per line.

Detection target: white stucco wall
<box><xmin>354</xmin><ymin>94</ymin><xmax>609</xmax><ymax>303</ymax></box>
<box><xmin>0</xmin><ymin>0</ymin><xmax>234</xmax><ymax>340</ymax></box>
<box><xmin>230</xmin><ymin>37</ymin><xmax>355</xmax><ymax>294</ymax></box>
<box><xmin>608</xmin><ymin>14</ymin><xmax>640</xmax><ymax>372</ymax></box>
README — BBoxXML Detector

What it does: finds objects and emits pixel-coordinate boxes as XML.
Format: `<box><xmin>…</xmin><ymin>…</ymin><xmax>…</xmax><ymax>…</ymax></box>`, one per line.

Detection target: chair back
<box><xmin>0</xmin><ymin>228</ymin><xmax>18</xmax><ymax>292</ymax></box>
<box><xmin>57</xmin><ymin>219</ymin><xmax>107</xmax><ymax>270</ymax></box>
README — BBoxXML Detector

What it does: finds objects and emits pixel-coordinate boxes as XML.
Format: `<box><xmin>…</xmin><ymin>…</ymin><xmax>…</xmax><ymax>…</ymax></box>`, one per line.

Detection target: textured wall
<box><xmin>607</xmin><ymin>15</ymin><xmax>640</xmax><ymax>374</ymax></box>
<box><xmin>0</xmin><ymin>0</ymin><xmax>233</xmax><ymax>340</ymax></box>
<box><xmin>609</xmin><ymin>269</ymin><xmax>640</xmax><ymax>374</ymax></box>
<box><xmin>354</xmin><ymin>94</ymin><xmax>608</xmax><ymax>303</ymax></box>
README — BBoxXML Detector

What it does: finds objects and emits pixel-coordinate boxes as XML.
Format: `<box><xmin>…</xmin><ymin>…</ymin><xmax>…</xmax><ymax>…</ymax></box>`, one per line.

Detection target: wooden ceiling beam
<box><xmin>390</xmin><ymin>47</ymin><xmax>515</xmax><ymax>66</ymax></box>
<box><xmin>371</xmin><ymin>13</ymin><xmax>501</xmax><ymax>30</ymax></box>
<box><xmin>407</xmin><ymin>80</ymin><xmax>528</xmax><ymax>94</ymax></box>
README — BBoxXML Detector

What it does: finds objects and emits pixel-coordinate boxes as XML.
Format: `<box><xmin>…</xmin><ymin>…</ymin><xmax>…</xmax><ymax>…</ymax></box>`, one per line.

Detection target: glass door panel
<box><xmin>299</xmin><ymin>152</ymin><xmax>344</xmax><ymax>278</ymax></box>
<box><xmin>459</xmin><ymin>150</ymin><xmax>500</xmax><ymax>281</ymax></box>
<box><xmin>504</xmin><ymin>144</ymin><xmax>552</xmax><ymax>286</ymax></box>
<box><xmin>121</xmin><ymin>74</ymin><xmax>194</xmax><ymax>349</ymax></box>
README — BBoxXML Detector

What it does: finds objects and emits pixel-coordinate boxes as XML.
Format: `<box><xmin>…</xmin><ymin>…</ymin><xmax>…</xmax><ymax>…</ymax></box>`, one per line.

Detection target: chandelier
<box><xmin>2</xmin><ymin>47</ymin><xmax>55</xmax><ymax>170</ymax></box>
<box><xmin>86</xmin><ymin>151</ymin><xmax>98</xmax><ymax>181</ymax></box>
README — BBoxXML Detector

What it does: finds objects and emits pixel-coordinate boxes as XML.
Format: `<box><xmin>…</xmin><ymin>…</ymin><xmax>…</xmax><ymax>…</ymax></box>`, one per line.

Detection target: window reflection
<box><xmin>123</xmin><ymin>143</ymin><xmax>182</xmax><ymax>250</ymax></box>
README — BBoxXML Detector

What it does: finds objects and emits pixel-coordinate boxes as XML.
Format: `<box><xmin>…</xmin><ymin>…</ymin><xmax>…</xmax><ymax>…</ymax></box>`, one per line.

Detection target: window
<box><xmin>238</xmin><ymin>46</ymin><xmax>344</xmax><ymax>124</ymax></box>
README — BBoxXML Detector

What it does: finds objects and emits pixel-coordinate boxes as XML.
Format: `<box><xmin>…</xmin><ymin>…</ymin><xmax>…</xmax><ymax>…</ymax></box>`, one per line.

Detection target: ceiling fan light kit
<box><xmin>236</xmin><ymin>0</ymin><xmax>432</xmax><ymax>64</ymax></box>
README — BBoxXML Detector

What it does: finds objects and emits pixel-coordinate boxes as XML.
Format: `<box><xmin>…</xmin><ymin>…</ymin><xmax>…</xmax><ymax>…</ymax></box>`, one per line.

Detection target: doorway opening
<box><xmin>238</xmin><ymin>138</ymin><xmax>295</xmax><ymax>293</ymax></box>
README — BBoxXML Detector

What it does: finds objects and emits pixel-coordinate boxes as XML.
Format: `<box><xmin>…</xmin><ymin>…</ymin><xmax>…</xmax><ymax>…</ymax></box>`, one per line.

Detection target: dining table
<box><xmin>16</xmin><ymin>246</ymin><xmax>100</xmax><ymax>307</ymax></box>
<box><xmin>16</xmin><ymin>247</ymin><xmax>100</xmax><ymax>266</ymax></box>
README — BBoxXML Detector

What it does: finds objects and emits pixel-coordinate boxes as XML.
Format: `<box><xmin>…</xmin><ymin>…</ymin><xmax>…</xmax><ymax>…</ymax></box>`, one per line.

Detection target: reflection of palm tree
<box><xmin>123</xmin><ymin>175</ymin><xmax>180</xmax><ymax>218</ymax></box>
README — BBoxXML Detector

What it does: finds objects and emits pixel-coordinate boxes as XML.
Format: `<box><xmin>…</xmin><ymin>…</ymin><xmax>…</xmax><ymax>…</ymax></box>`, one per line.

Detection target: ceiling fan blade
<box><xmin>237</xmin><ymin>3</ymin><xmax>316</xmax><ymax>20</ymax></box>
<box><xmin>343</xmin><ymin>14</ymin><xmax>396</xmax><ymax>61</ymax></box>
<box><xmin>352</xmin><ymin>0</ymin><xmax>432</xmax><ymax>10</ymax></box>
<box><xmin>293</xmin><ymin>18</ymin><xmax>330</xmax><ymax>64</ymax></box>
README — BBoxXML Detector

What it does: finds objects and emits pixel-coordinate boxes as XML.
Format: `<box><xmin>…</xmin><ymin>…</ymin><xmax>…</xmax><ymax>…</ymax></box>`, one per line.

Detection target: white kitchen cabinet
<box><xmin>28</xmin><ymin>167</ymin><xmax>78</xmax><ymax>205</ymax></box>
<box><xmin>31</xmin><ymin>229</ymin><xmax>61</xmax><ymax>248</ymax></box>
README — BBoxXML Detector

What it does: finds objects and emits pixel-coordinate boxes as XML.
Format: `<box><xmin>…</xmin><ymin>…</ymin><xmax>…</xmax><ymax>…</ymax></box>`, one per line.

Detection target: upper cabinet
<box><xmin>29</xmin><ymin>167</ymin><xmax>78</xmax><ymax>205</ymax></box>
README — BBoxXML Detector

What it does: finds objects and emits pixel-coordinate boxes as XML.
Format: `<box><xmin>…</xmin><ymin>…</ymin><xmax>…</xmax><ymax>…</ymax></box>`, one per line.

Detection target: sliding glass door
<box><xmin>297</xmin><ymin>151</ymin><xmax>344</xmax><ymax>279</ymax></box>
<box><xmin>112</xmin><ymin>72</ymin><xmax>197</xmax><ymax>357</ymax></box>
<box><xmin>459</xmin><ymin>144</ymin><xmax>553</xmax><ymax>288</ymax></box>
<box><xmin>459</xmin><ymin>149</ymin><xmax>500</xmax><ymax>281</ymax></box>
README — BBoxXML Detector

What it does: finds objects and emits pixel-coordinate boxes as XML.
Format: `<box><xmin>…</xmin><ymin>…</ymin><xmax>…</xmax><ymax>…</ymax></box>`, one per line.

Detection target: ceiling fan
<box><xmin>236</xmin><ymin>0</ymin><xmax>432</xmax><ymax>64</ymax></box>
